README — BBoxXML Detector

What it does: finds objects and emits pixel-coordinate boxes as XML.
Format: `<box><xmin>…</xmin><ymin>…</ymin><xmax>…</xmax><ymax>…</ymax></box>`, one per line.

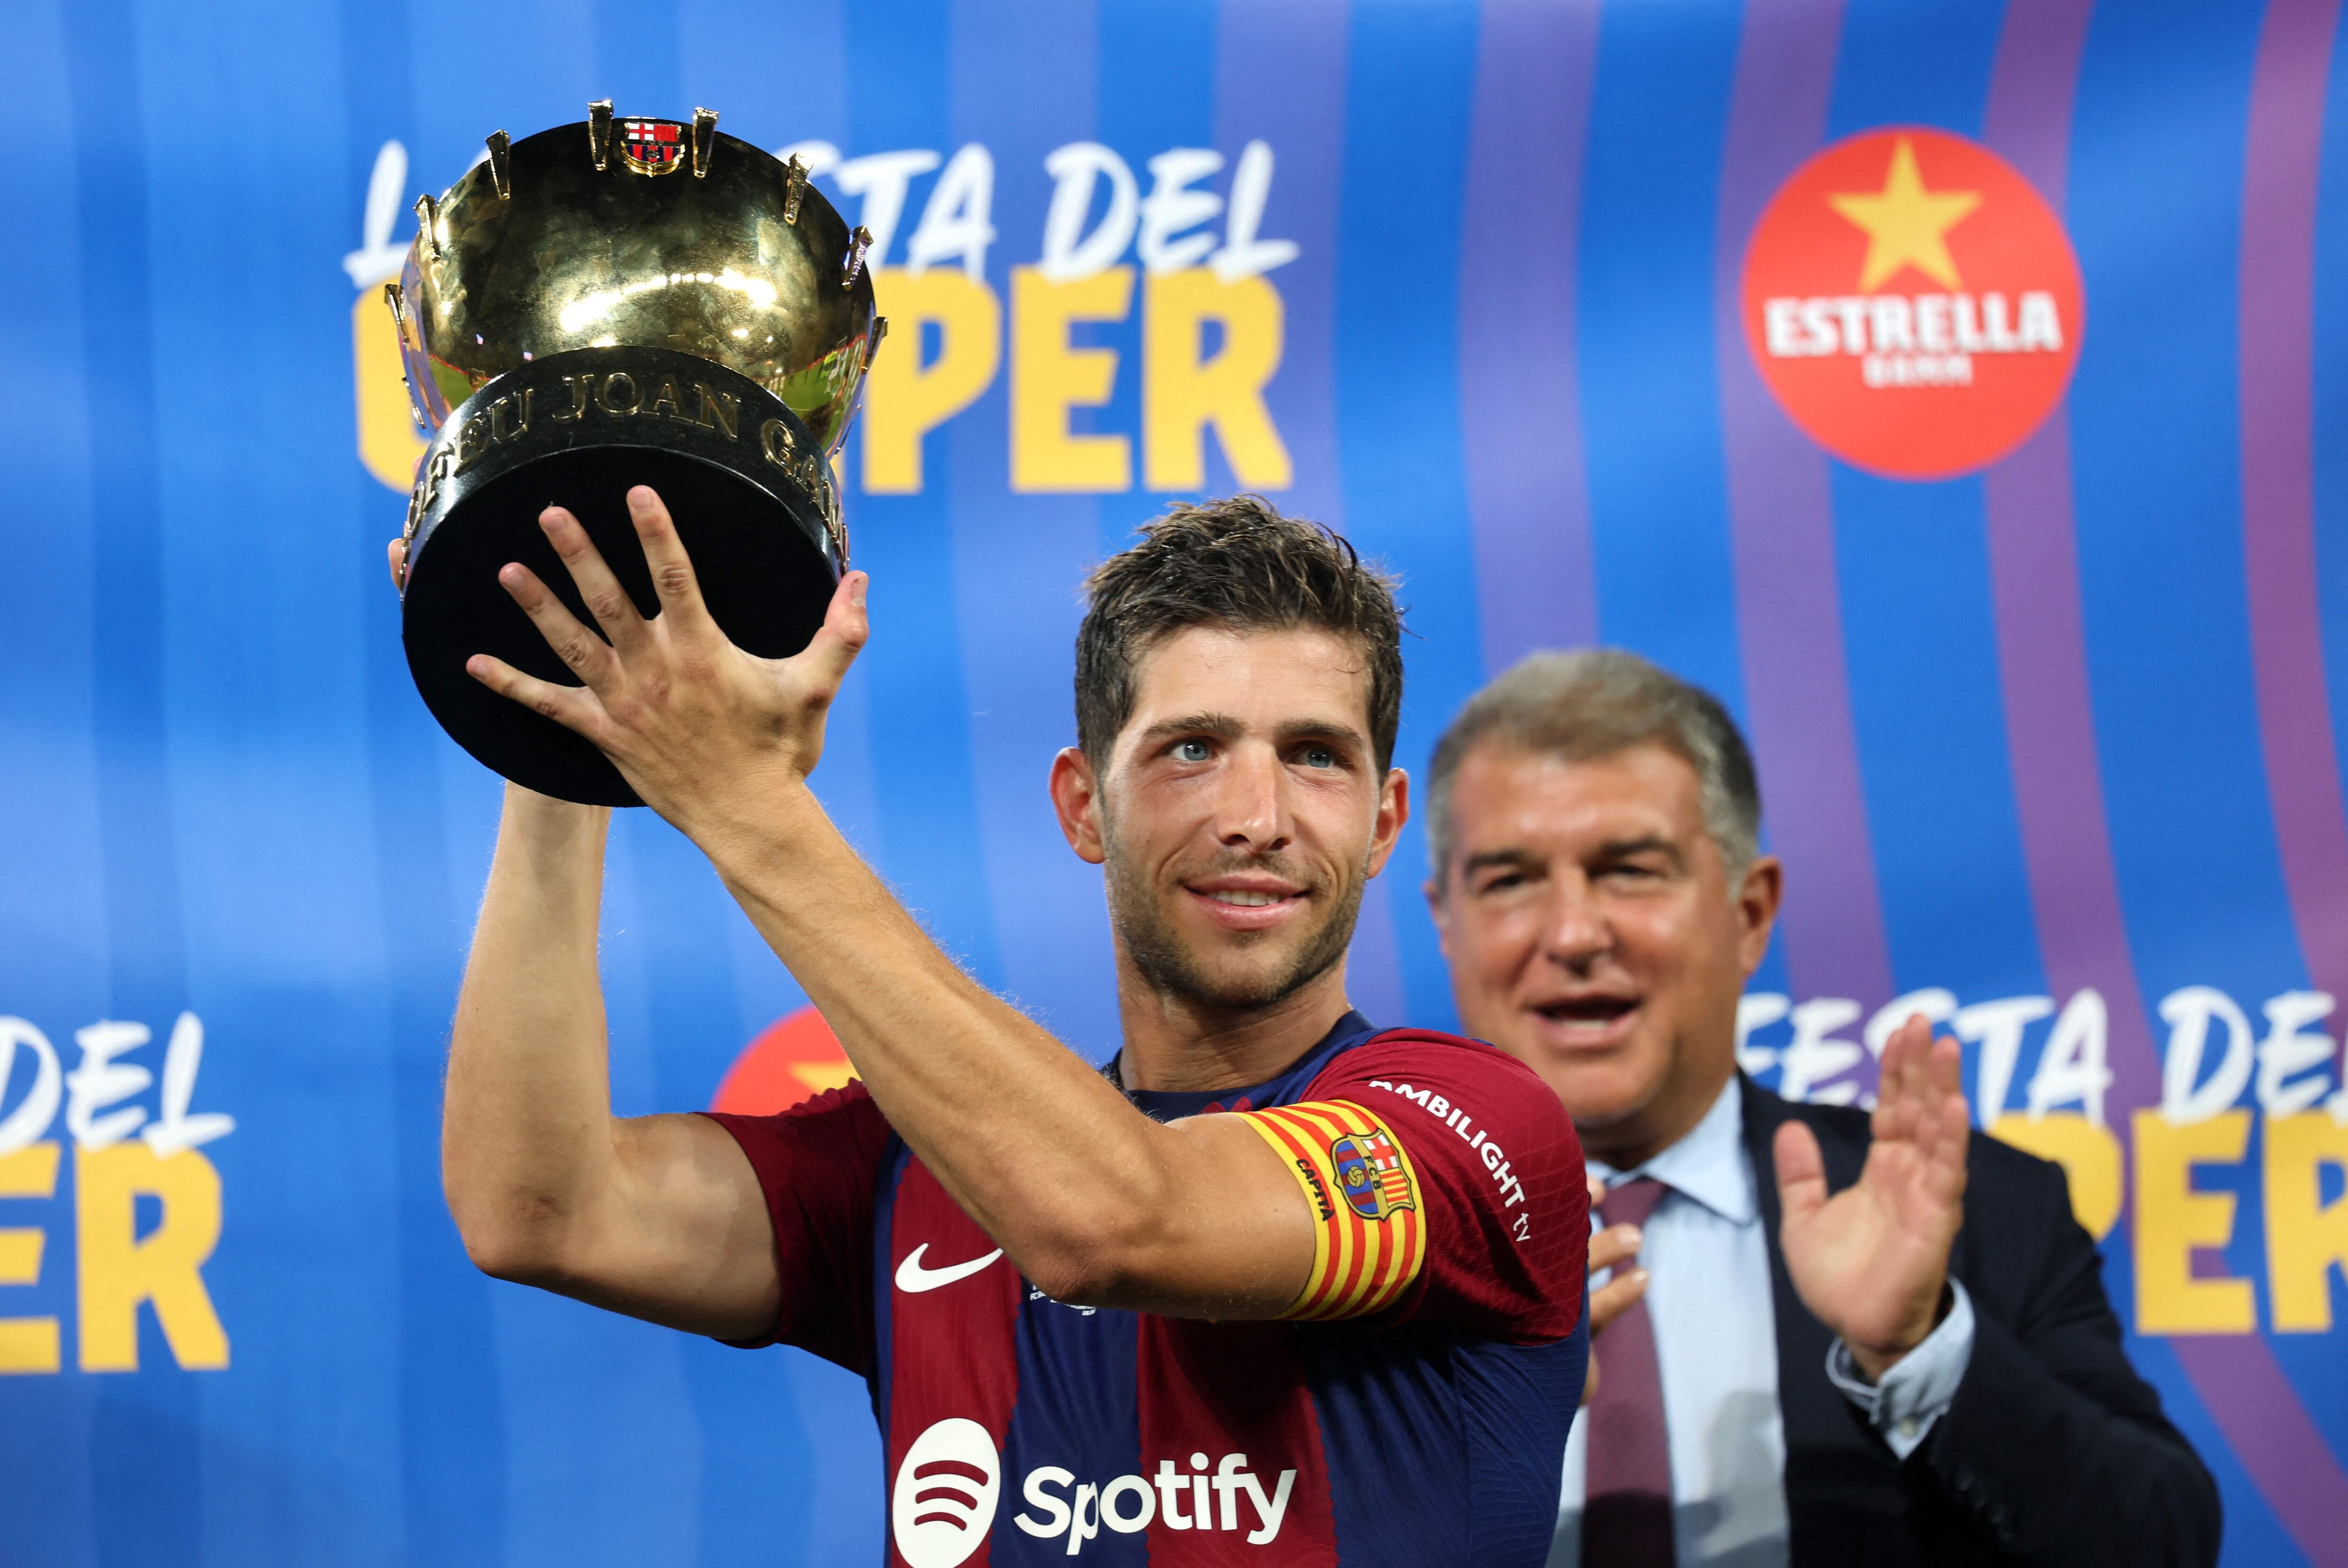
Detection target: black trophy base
<box><xmin>400</xmin><ymin>347</ymin><xmax>842</xmax><ymax>806</ymax></box>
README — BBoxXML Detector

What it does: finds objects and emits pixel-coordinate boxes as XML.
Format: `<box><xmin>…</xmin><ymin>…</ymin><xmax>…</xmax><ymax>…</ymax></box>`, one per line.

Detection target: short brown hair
<box><xmin>1427</xmin><ymin>649</ymin><xmax>1761</xmax><ymax>877</ymax></box>
<box><xmin>1076</xmin><ymin>495</ymin><xmax>1404</xmax><ymax>771</ymax></box>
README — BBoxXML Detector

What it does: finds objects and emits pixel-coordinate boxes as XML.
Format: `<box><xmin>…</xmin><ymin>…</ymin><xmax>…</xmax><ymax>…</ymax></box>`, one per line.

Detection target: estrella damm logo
<box><xmin>1741</xmin><ymin>127</ymin><xmax>2085</xmax><ymax>479</ymax></box>
<box><xmin>1330</xmin><ymin>1126</ymin><xmax>1414</xmax><ymax>1222</ymax></box>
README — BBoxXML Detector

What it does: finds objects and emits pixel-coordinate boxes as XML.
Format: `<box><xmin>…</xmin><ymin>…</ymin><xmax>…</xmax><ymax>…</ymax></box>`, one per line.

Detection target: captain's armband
<box><xmin>1235</xmin><ymin>1100</ymin><xmax>1427</xmax><ymax>1321</ymax></box>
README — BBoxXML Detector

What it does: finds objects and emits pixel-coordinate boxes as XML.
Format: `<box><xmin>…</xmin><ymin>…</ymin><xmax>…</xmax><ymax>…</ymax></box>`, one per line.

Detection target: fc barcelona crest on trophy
<box><xmin>386</xmin><ymin>102</ymin><xmax>883</xmax><ymax>804</ymax></box>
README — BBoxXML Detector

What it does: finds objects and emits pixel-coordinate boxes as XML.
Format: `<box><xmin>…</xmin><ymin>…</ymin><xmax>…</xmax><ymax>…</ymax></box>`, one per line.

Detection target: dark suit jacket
<box><xmin>1739</xmin><ymin>1076</ymin><xmax>2220</xmax><ymax>1566</ymax></box>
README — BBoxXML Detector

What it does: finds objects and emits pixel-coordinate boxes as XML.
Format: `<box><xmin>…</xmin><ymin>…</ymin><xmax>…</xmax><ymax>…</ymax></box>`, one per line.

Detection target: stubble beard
<box><xmin>1105</xmin><ymin>842</ymin><xmax>1368</xmax><ymax>1014</ymax></box>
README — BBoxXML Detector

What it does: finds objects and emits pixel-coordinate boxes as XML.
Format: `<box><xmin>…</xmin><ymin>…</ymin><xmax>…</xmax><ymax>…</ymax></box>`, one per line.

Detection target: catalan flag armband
<box><xmin>1237</xmin><ymin>1100</ymin><xmax>1428</xmax><ymax>1321</ymax></box>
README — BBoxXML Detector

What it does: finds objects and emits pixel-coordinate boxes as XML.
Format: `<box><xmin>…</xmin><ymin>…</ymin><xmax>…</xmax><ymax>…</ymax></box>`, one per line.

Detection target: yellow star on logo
<box><xmin>1828</xmin><ymin>136</ymin><xmax>1982</xmax><ymax>292</ymax></box>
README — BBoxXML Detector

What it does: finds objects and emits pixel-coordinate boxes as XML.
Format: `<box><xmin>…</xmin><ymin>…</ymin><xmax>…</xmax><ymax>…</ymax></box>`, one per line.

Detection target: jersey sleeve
<box><xmin>1291</xmin><ymin>1032</ymin><xmax>1588</xmax><ymax>1344</ymax></box>
<box><xmin>701</xmin><ymin>1081</ymin><xmax>892</xmax><ymax>1373</ymax></box>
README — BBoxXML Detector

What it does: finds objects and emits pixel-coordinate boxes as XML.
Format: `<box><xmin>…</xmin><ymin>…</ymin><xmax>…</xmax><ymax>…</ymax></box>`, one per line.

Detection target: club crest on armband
<box><xmin>1331</xmin><ymin>1127</ymin><xmax>1415</xmax><ymax>1221</ymax></box>
<box><xmin>618</xmin><ymin>119</ymin><xmax>686</xmax><ymax>176</ymax></box>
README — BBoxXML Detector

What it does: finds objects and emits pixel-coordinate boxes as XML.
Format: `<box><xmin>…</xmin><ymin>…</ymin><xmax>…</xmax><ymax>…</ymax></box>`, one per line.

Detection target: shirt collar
<box><xmin>1586</xmin><ymin>1074</ymin><xmax>1757</xmax><ymax>1226</ymax></box>
<box><xmin>1107</xmin><ymin>1010</ymin><xmax>1380</xmax><ymax>1121</ymax></box>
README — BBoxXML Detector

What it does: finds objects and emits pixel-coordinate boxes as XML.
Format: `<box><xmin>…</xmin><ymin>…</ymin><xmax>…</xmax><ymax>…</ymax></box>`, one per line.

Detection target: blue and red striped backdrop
<box><xmin>4</xmin><ymin>0</ymin><xmax>2345</xmax><ymax>1563</ymax></box>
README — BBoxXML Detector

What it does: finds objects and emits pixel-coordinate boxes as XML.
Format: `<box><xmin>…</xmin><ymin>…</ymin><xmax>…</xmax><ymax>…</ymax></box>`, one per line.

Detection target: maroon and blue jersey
<box><xmin>708</xmin><ymin>1012</ymin><xmax>1590</xmax><ymax>1567</ymax></box>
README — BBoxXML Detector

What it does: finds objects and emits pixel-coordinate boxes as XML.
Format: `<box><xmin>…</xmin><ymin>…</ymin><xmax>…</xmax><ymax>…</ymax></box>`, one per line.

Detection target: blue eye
<box><xmin>1175</xmin><ymin>739</ymin><xmax>1212</xmax><ymax>763</ymax></box>
<box><xmin>1301</xmin><ymin>746</ymin><xmax>1336</xmax><ymax>769</ymax></box>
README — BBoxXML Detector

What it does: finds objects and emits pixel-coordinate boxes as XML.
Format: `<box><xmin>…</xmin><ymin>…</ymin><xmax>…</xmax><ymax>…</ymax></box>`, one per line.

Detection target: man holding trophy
<box><xmin>390</xmin><ymin>107</ymin><xmax>1588</xmax><ymax>1567</ymax></box>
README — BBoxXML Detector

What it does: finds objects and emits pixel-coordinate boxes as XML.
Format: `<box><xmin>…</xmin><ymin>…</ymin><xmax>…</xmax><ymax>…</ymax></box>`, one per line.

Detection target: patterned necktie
<box><xmin>1583</xmin><ymin>1175</ymin><xmax>1674</xmax><ymax>1568</ymax></box>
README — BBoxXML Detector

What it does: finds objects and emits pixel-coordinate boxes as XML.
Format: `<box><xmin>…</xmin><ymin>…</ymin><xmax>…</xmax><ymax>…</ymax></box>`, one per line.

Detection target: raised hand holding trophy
<box><xmin>388</xmin><ymin>103</ymin><xmax>883</xmax><ymax>805</ymax></box>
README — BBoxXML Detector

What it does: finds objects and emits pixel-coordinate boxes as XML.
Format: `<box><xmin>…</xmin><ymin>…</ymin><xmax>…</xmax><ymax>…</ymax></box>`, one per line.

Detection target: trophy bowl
<box><xmin>389</xmin><ymin>103</ymin><xmax>882</xmax><ymax>806</ymax></box>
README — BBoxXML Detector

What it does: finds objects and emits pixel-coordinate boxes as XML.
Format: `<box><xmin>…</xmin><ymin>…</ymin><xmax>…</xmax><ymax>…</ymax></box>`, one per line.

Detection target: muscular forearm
<box><xmin>442</xmin><ymin>785</ymin><xmax>619</xmax><ymax>1275</ymax></box>
<box><xmin>693</xmin><ymin>780</ymin><xmax>1294</xmax><ymax>1312</ymax></box>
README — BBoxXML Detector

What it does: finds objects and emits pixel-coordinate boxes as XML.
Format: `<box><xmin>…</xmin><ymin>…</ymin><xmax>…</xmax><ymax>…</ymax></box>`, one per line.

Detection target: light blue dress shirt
<box><xmin>1551</xmin><ymin>1077</ymin><xmax>1977</xmax><ymax>1568</ymax></box>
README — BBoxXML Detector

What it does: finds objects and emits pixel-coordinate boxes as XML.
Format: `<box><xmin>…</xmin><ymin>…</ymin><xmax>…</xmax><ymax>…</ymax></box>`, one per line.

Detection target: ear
<box><xmin>1734</xmin><ymin>854</ymin><xmax>1784</xmax><ymax>978</ymax></box>
<box><xmin>1423</xmin><ymin>869</ymin><xmax>1455</xmax><ymax>962</ymax></box>
<box><xmin>1363</xmin><ymin>767</ymin><xmax>1410</xmax><ymax>880</ymax></box>
<box><xmin>1050</xmin><ymin>747</ymin><xmax>1107</xmax><ymax>865</ymax></box>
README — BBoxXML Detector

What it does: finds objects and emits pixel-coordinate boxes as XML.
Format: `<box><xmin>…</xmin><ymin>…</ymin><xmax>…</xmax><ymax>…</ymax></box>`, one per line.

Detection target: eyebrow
<box><xmin>1460</xmin><ymin>847</ymin><xmax>1544</xmax><ymax>877</ymax></box>
<box><xmin>1131</xmin><ymin>714</ymin><xmax>1371</xmax><ymax>753</ymax></box>
<box><xmin>1457</xmin><ymin>835</ymin><xmax>1685</xmax><ymax>877</ymax></box>
<box><xmin>1134</xmin><ymin>713</ymin><xmax>1245</xmax><ymax>749</ymax></box>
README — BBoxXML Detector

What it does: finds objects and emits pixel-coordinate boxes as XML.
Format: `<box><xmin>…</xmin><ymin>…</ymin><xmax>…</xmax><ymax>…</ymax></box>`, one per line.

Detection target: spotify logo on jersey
<box><xmin>892</xmin><ymin>1418</ymin><xmax>1002</xmax><ymax>1568</ymax></box>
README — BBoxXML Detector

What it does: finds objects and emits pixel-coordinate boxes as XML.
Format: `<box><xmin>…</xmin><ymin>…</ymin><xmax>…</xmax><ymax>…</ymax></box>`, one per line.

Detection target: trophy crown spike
<box><xmin>413</xmin><ymin>193</ymin><xmax>440</xmax><ymax>257</ymax></box>
<box><xmin>691</xmin><ymin>108</ymin><xmax>719</xmax><ymax>179</ymax></box>
<box><xmin>842</xmin><ymin>225</ymin><xmax>873</xmax><ymax>288</ymax></box>
<box><xmin>587</xmin><ymin>100</ymin><xmax>614</xmax><ymax>170</ymax></box>
<box><xmin>868</xmin><ymin>315</ymin><xmax>889</xmax><ymax>367</ymax></box>
<box><xmin>783</xmin><ymin>154</ymin><xmax>809</xmax><ymax>224</ymax></box>
<box><xmin>382</xmin><ymin>280</ymin><xmax>414</xmax><ymax>350</ymax></box>
<box><xmin>486</xmin><ymin>131</ymin><xmax>512</xmax><ymax>199</ymax></box>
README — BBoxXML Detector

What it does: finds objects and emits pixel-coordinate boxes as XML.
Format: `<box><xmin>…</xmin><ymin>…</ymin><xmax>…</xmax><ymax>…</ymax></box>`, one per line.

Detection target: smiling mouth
<box><xmin>1534</xmin><ymin>996</ymin><xmax>1640</xmax><ymax>1026</ymax></box>
<box><xmin>1205</xmin><ymin>889</ymin><xmax>1290</xmax><ymax>907</ymax></box>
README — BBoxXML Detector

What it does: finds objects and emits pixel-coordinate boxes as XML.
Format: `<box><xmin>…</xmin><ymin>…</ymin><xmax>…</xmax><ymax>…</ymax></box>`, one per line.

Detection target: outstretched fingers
<box><xmin>465</xmin><ymin>653</ymin><xmax>607</xmax><ymax>739</ymax></box>
<box><xmin>539</xmin><ymin>507</ymin><xmax>647</xmax><ymax>649</ymax></box>
<box><xmin>789</xmin><ymin>569</ymin><xmax>870</xmax><ymax>699</ymax></box>
<box><xmin>498</xmin><ymin>562</ymin><xmax>618</xmax><ymax>689</ymax></box>
<box><xmin>626</xmin><ymin>487</ymin><xmax>714</xmax><ymax>630</ymax></box>
<box><xmin>1773</xmin><ymin>1119</ymin><xmax>1831</xmax><ymax>1231</ymax></box>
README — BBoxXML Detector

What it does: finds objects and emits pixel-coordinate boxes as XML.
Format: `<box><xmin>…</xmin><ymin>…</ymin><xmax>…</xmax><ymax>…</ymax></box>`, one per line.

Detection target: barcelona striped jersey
<box><xmin>707</xmin><ymin>1012</ymin><xmax>1591</xmax><ymax>1567</ymax></box>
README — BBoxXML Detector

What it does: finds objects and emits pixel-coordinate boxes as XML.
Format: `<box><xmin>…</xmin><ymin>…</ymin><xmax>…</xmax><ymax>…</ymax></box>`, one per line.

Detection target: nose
<box><xmin>1538</xmin><ymin>875</ymin><xmax>1612</xmax><ymax>972</ymax></box>
<box><xmin>1212</xmin><ymin>741</ymin><xmax>1291</xmax><ymax>854</ymax></box>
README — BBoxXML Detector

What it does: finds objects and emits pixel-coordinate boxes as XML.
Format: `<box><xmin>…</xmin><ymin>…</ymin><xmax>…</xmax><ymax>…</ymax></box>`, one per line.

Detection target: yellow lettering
<box><xmin>1143</xmin><ymin>270</ymin><xmax>1292</xmax><ymax>492</ymax></box>
<box><xmin>0</xmin><ymin>1143</ymin><xmax>60</xmax><ymax>1374</ymax></box>
<box><xmin>862</xmin><ymin>269</ymin><xmax>1002</xmax><ymax>494</ymax></box>
<box><xmin>1990</xmin><ymin>1113</ymin><xmax>2122</xmax><ymax>1241</ymax></box>
<box><xmin>1011</xmin><ymin>266</ymin><xmax>1133</xmax><ymax>492</ymax></box>
<box><xmin>354</xmin><ymin>289</ymin><xmax>428</xmax><ymax>493</ymax></box>
<box><xmin>2132</xmin><ymin>1109</ymin><xmax>2256</xmax><ymax>1334</ymax></box>
<box><xmin>2264</xmin><ymin>1111</ymin><xmax>2348</xmax><ymax>1331</ymax></box>
<box><xmin>77</xmin><ymin>1143</ymin><xmax>228</xmax><ymax>1372</ymax></box>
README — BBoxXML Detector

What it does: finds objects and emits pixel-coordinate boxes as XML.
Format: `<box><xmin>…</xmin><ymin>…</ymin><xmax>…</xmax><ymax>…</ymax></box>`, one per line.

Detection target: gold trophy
<box><xmin>387</xmin><ymin>102</ymin><xmax>882</xmax><ymax>805</ymax></box>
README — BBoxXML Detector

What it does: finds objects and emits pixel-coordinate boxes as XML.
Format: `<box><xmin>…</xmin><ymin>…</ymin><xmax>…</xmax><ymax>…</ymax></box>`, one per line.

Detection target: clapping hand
<box><xmin>1772</xmin><ymin>1015</ymin><xmax>1969</xmax><ymax>1382</ymax></box>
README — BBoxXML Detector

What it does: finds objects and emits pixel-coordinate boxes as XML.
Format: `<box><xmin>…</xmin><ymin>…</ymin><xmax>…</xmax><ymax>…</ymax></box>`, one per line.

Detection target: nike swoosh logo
<box><xmin>895</xmin><ymin>1243</ymin><xmax>1004</xmax><ymax>1294</ymax></box>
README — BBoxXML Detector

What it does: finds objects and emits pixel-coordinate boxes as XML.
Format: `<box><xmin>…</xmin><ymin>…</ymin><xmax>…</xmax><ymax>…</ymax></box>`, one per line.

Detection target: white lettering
<box><xmin>1099</xmin><ymin>1475</ymin><xmax>1154</xmax><ymax>1533</ymax></box>
<box><xmin>1955</xmin><ymin>996</ymin><xmax>2054</xmax><ymax>1125</ymax></box>
<box><xmin>1915</xmin><ymin>293</ymin><xmax>1954</xmax><ymax>353</ymax></box>
<box><xmin>2016</xmin><ymin>290</ymin><xmax>2063</xmax><ymax>352</ymax></box>
<box><xmin>1869</xmin><ymin>294</ymin><xmax>1916</xmax><ymax>352</ymax></box>
<box><xmin>833</xmin><ymin>148</ymin><xmax>942</xmax><ymax>270</ymax></box>
<box><xmin>1138</xmin><ymin>148</ymin><xmax>1224</xmax><ymax>274</ymax></box>
<box><xmin>1981</xmin><ymin>291</ymin><xmax>2020</xmax><ymax>351</ymax></box>
<box><xmin>1039</xmin><ymin>142</ymin><xmax>1138</xmax><ymax>282</ymax></box>
<box><xmin>142</xmin><ymin>1012</ymin><xmax>235</xmax><ymax>1158</ymax></box>
<box><xmin>2160</xmin><ymin>986</ymin><xmax>2257</xmax><ymax>1123</ymax></box>
<box><xmin>1151</xmin><ymin>1459</ymin><xmax>1191</xmax><ymax>1529</ymax></box>
<box><xmin>1211</xmin><ymin>140</ymin><xmax>1298</xmax><ymax>282</ymax></box>
<box><xmin>2028</xmin><ymin>989</ymin><xmax>2113</xmax><ymax>1126</ymax></box>
<box><xmin>1780</xmin><ymin>999</ymin><xmax>1865</xmax><ymax>1105</ymax></box>
<box><xmin>904</xmin><ymin>144</ymin><xmax>997</xmax><ymax>279</ymax></box>
<box><xmin>1239</xmin><ymin>1468</ymin><xmax>1297</xmax><ymax>1545</ymax></box>
<box><xmin>2256</xmin><ymin>991</ymin><xmax>2337</xmax><ymax>1118</ymax></box>
<box><xmin>1765</xmin><ymin>298</ymin><xmax>1806</xmax><ymax>357</ymax></box>
<box><xmin>65</xmin><ymin>1021</ymin><xmax>152</xmax><ymax>1150</ymax></box>
<box><xmin>1832</xmin><ymin>296</ymin><xmax>1872</xmax><ymax>354</ymax></box>
<box><xmin>1065</xmin><ymin>1483</ymin><xmax>1100</xmax><ymax>1555</ymax></box>
<box><xmin>0</xmin><ymin>1017</ymin><xmax>63</xmax><ymax>1156</ymax></box>
<box><xmin>1736</xmin><ymin>993</ymin><xmax>1790</xmax><ymax>1076</ymax></box>
<box><xmin>1016</xmin><ymin>1468</ymin><xmax>1075</xmax><ymax>1538</ymax></box>
<box><xmin>1864</xmin><ymin>989</ymin><xmax>1958</xmax><ymax>1060</ymax></box>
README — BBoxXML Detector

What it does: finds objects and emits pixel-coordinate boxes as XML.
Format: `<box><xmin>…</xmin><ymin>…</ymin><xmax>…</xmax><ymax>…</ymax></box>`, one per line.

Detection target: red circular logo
<box><xmin>711</xmin><ymin>1005</ymin><xmax>855</xmax><ymax>1114</ymax></box>
<box><xmin>1741</xmin><ymin>127</ymin><xmax>2085</xmax><ymax>480</ymax></box>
